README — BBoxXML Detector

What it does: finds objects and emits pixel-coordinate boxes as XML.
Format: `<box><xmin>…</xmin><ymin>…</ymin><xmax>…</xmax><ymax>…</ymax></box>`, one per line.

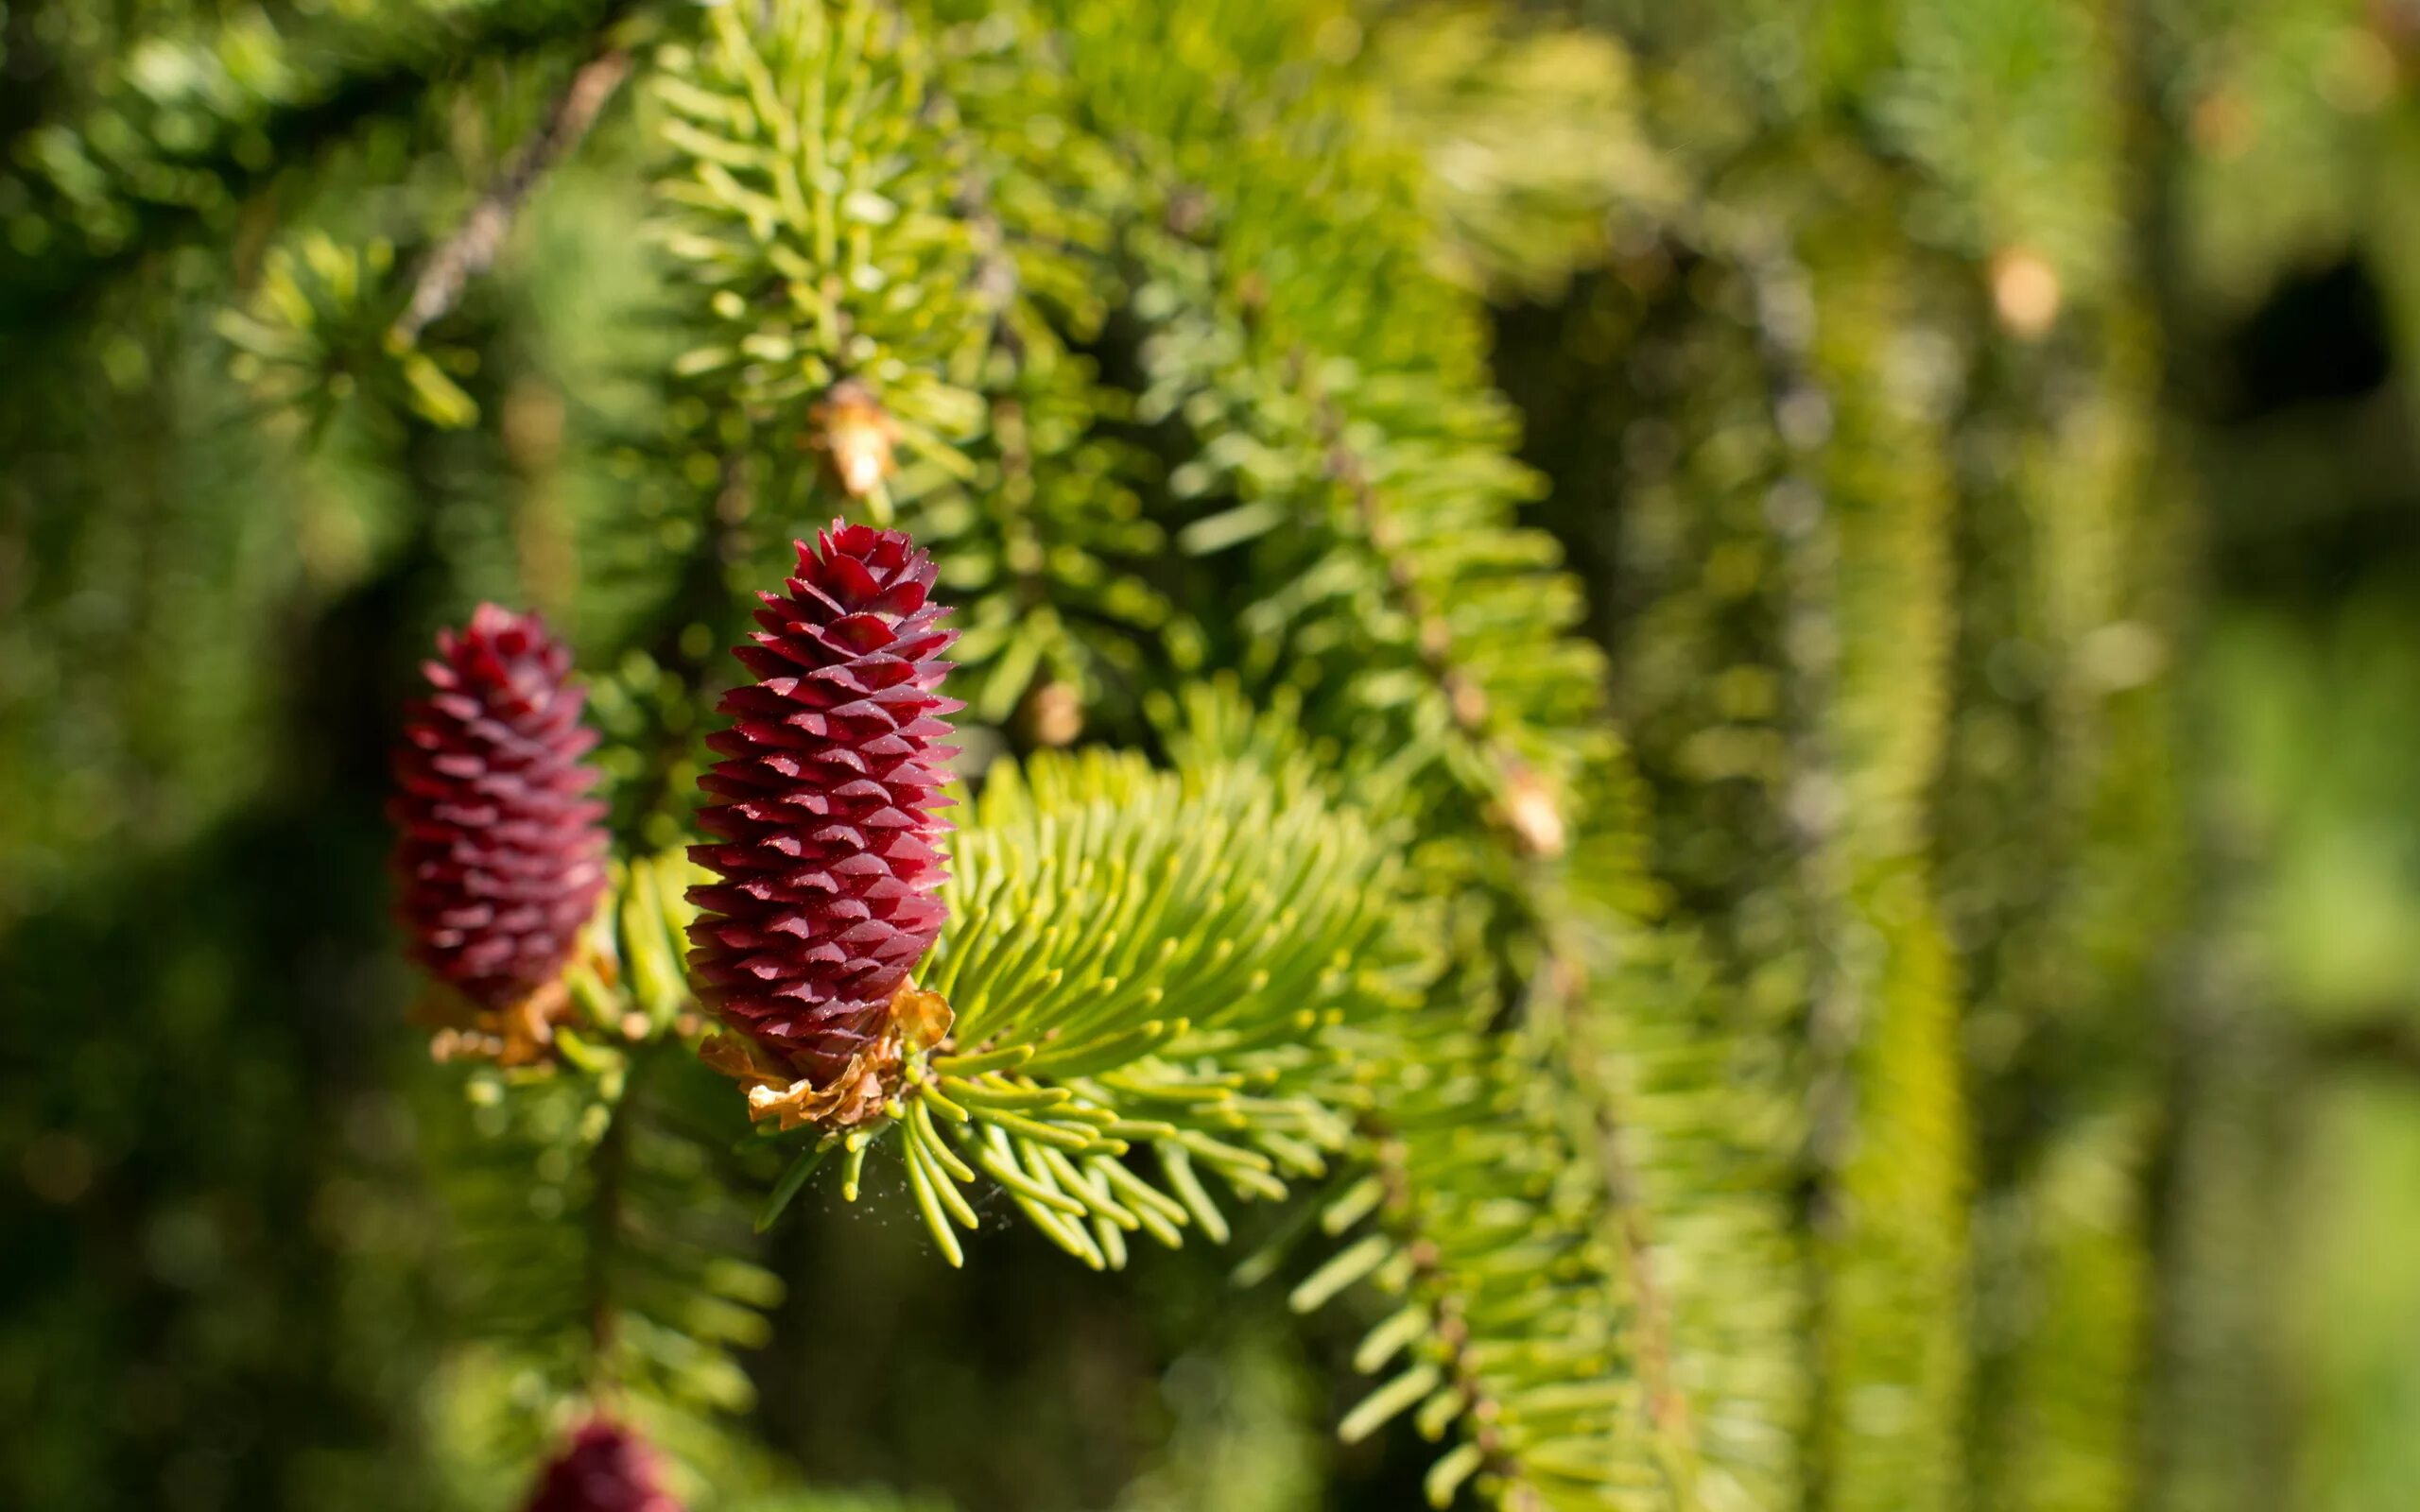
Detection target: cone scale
<box><xmin>686</xmin><ymin>523</ymin><xmax>959</xmax><ymax>1125</ymax></box>
<box><xmin>390</xmin><ymin>604</ymin><xmax>609</xmax><ymax>1032</ymax></box>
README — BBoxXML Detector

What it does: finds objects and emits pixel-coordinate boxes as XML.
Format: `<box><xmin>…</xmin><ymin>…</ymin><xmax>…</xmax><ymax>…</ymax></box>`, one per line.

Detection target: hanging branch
<box><xmin>1306</xmin><ymin>355</ymin><xmax>1705</xmax><ymax>1486</ymax></box>
<box><xmin>1742</xmin><ymin>201</ymin><xmax>1971</xmax><ymax>1512</ymax></box>
<box><xmin>1359</xmin><ymin>1124</ymin><xmax>1546</xmax><ymax>1508</ymax></box>
<box><xmin>1734</xmin><ymin>230</ymin><xmax>1858</xmax><ymax>1194</ymax></box>
<box><xmin>1307</xmin><ymin>381</ymin><xmax>1567</xmax><ymax>859</ymax></box>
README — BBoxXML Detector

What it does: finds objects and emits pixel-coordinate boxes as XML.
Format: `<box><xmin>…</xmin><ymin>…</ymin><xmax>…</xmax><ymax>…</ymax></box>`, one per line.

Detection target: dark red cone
<box><xmin>523</xmin><ymin>1419</ymin><xmax>683</xmax><ymax>1512</ymax></box>
<box><xmin>390</xmin><ymin>604</ymin><xmax>609</xmax><ymax>1010</ymax></box>
<box><xmin>686</xmin><ymin>522</ymin><xmax>959</xmax><ymax>1091</ymax></box>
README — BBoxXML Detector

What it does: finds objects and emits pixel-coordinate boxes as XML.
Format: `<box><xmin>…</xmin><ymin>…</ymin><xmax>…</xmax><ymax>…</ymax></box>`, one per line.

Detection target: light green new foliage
<box><xmin>754</xmin><ymin>746</ymin><xmax>1429</xmax><ymax>1273</ymax></box>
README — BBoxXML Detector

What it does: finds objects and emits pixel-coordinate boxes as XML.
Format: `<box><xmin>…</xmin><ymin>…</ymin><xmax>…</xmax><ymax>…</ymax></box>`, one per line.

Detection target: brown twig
<box><xmin>390</xmin><ymin>45</ymin><xmax>634</xmax><ymax>348</ymax></box>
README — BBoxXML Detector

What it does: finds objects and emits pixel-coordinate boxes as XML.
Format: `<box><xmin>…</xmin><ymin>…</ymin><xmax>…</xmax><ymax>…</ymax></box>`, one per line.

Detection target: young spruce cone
<box><xmin>390</xmin><ymin>605</ymin><xmax>608</xmax><ymax>1055</ymax></box>
<box><xmin>523</xmin><ymin>1419</ymin><xmax>683</xmax><ymax>1512</ymax></box>
<box><xmin>687</xmin><ymin>522</ymin><xmax>959</xmax><ymax>1127</ymax></box>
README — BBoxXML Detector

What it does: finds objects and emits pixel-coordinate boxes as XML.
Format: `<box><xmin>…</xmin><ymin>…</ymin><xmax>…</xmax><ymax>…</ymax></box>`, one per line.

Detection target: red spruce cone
<box><xmin>391</xmin><ymin>605</ymin><xmax>609</xmax><ymax>1018</ymax></box>
<box><xmin>686</xmin><ymin>523</ymin><xmax>959</xmax><ymax>1116</ymax></box>
<box><xmin>523</xmin><ymin>1419</ymin><xmax>683</xmax><ymax>1512</ymax></box>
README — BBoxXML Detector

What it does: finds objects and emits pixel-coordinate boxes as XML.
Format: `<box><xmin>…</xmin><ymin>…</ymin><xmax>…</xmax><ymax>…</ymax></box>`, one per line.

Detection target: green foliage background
<box><xmin>4</xmin><ymin>1</ymin><xmax>2419</xmax><ymax>1510</ymax></box>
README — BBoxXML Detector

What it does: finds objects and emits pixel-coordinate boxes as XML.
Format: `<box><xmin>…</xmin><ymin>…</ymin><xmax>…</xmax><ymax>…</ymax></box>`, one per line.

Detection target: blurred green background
<box><xmin>5</xmin><ymin>1</ymin><xmax>2420</xmax><ymax>1510</ymax></box>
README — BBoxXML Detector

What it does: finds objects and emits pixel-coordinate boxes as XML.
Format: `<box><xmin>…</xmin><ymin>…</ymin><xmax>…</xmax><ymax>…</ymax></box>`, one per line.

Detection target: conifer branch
<box><xmin>426</xmin><ymin>854</ymin><xmax>776</xmax><ymax>1459</ymax></box>
<box><xmin>1728</xmin><ymin>231</ymin><xmax>1849</xmax><ymax>1175</ymax></box>
<box><xmin>1545</xmin><ymin>954</ymin><xmax>1691</xmax><ymax>1447</ymax></box>
<box><xmin>916</xmin><ymin>13</ymin><xmax>1724</xmax><ymax>1501</ymax></box>
<box><xmin>0</xmin><ymin>0</ymin><xmax>634</xmax><ymax>327</ymax></box>
<box><xmin>1361</xmin><ymin>1124</ymin><xmax>1531</xmax><ymax>1502</ymax></box>
<box><xmin>1306</xmin><ymin>379</ymin><xmax>1565</xmax><ymax>858</ymax></box>
<box><xmin>1741</xmin><ymin>200</ymin><xmax>1971</xmax><ymax>1512</ymax></box>
<box><xmin>1314</xmin><ymin>378</ymin><xmax>1710</xmax><ymax>1494</ymax></box>
<box><xmin>1281</xmin><ymin>236</ymin><xmax>1709</xmax><ymax>1502</ymax></box>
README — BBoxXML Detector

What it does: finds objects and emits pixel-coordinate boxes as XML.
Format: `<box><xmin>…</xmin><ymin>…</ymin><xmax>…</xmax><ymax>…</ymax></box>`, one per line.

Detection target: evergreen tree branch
<box><xmin>1745</xmin><ymin>193</ymin><xmax>1971</xmax><ymax>1512</ymax></box>
<box><xmin>1335</xmin><ymin>1059</ymin><xmax>1651</xmax><ymax>1512</ymax></box>
<box><xmin>905</xmin><ymin>10</ymin><xmax>1756</xmax><ymax>1503</ymax></box>
<box><xmin>1305</xmin><ymin>376</ymin><xmax>1569</xmax><ymax>858</ymax></box>
<box><xmin>650</xmin><ymin>0</ymin><xmax>1179</xmax><ymax>731</ymax></box>
<box><xmin>0</xmin><ymin>0</ymin><xmax>636</xmax><ymax>330</ymax></box>
<box><xmin>1541</xmin><ymin>954</ymin><xmax>1691</xmax><ymax>1450</ymax></box>
<box><xmin>1357</xmin><ymin>1113</ymin><xmax>1575</xmax><ymax>1508</ymax></box>
<box><xmin>427</xmin><ymin>852</ymin><xmax>777</xmax><ymax>1475</ymax></box>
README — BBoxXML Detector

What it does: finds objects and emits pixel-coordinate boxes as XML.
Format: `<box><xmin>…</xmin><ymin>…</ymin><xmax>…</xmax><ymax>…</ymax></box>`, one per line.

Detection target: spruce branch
<box><xmin>1310</xmin><ymin>1017</ymin><xmax>1663</xmax><ymax>1512</ymax></box>
<box><xmin>1305</xmin><ymin>376</ymin><xmax>1568</xmax><ymax>859</ymax></box>
<box><xmin>0</xmin><ymin>0</ymin><xmax>635</xmax><ymax>328</ymax></box>
<box><xmin>896</xmin><ymin>16</ymin><xmax>1179</xmax><ymax>730</ymax></box>
<box><xmin>1729</xmin><ymin>188</ymin><xmax>1973</xmax><ymax>1512</ymax></box>
<box><xmin>1550</xmin><ymin>800</ymin><xmax>1813</xmax><ymax>1512</ymax></box>
<box><xmin>911</xmin><ymin>11</ymin><xmax>1738</xmax><ymax>1503</ymax></box>
<box><xmin>1357</xmin><ymin>1120</ymin><xmax>1534</xmax><ymax>1504</ymax></box>
<box><xmin>1537</xmin><ymin>951</ymin><xmax>1691</xmax><ymax>1449</ymax></box>
<box><xmin>913</xmin><ymin>1</ymin><xmax>1613</xmax><ymax>810</ymax></box>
